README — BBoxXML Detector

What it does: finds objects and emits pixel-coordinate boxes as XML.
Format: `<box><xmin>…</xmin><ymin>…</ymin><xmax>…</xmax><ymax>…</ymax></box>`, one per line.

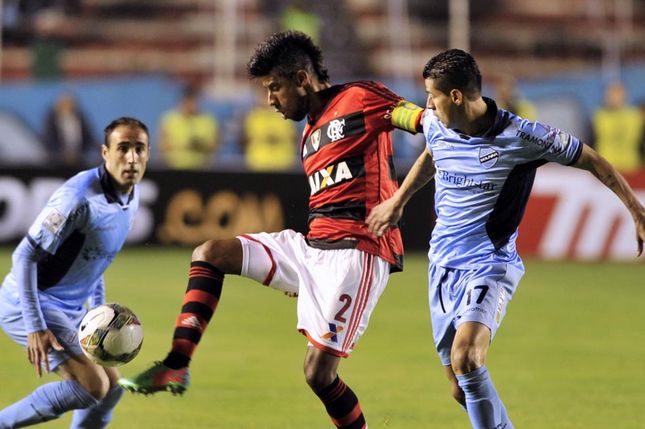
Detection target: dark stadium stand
<box><xmin>347</xmin><ymin>0</ymin><xmax>645</xmax><ymax>79</ymax></box>
<box><xmin>1</xmin><ymin>0</ymin><xmax>643</xmax><ymax>82</ymax></box>
<box><xmin>1</xmin><ymin>0</ymin><xmax>269</xmax><ymax>81</ymax></box>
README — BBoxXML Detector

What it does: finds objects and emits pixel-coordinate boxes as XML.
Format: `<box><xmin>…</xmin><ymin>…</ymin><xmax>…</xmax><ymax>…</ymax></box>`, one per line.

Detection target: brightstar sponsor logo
<box><xmin>437</xmin><ymin>169</ymin><xmax>497</xmax><ymax>191</ymax></box>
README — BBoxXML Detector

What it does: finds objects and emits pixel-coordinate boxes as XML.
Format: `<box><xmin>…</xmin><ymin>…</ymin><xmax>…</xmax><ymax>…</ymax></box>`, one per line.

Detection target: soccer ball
<box><xmin>78</xmin><ymin>303</ymin><xmax>144</xmax><ymax>367</ymax></box>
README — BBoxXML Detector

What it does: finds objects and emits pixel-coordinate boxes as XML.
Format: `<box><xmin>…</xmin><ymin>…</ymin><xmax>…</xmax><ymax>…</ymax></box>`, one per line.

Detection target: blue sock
<box><xmin>0</xmin><ymin>380</ymin><xmax>97</xmax><ymax>428</ymax></box>
<box><xmin>70</xmin><ymin>385</ymin><xmax>124</xmax><ymax>429</ymax></box>
<box><xmin>455</xmin><ymin>366</ymin><xmax>514</xmax><ymax>429</ymax></box>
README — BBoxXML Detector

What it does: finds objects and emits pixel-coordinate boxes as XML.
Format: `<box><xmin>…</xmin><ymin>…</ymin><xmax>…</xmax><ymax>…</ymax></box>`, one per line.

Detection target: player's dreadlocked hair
<box><xmin>423</xmin><ymin>49</ymin><xmax>482</xmax><ymax>96</ymax></box>
<box><xmin>247</xmin><ymin>30</ymin><xmax>330</xmax><ymax>82</ymax></box>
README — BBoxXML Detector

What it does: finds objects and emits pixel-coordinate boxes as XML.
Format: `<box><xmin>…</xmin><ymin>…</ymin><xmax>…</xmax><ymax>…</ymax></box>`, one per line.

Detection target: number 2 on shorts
<box><xmin>334</xmin><ymin>294</ymin><xmax>353</xmax><ymax>323</ymax></box>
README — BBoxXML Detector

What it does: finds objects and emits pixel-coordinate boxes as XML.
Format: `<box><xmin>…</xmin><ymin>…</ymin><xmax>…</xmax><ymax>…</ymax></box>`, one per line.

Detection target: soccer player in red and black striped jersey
<box><xmin>119</xmin><ymin>31</ymin><xmax>424</xmax><ymax>429</ymax></box>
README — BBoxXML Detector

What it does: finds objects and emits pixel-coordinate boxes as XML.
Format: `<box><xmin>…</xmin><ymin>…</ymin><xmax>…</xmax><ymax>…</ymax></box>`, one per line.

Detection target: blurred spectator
<box><xmin>242</xmin><ymin>90</ymin><xmax>297</xmax><ymax>171</ymax></box>
<box><xmin>43</xmin><ymin>92</ymin><xmax>96</xmax><ymax>167</ymax></box>
<box><xmin>31</xmin><ymin>10</ymin><xmax>65</xmax><ymax>80</ymax></box>
<box><xmin>26</xmin><ymin>3</ymin><xmax>81</xmax><ymax>80</ymax></box>
<box><xmin>280</xmin><ymin>1</ymin><xmax>321</xmax><ymax>44</ymax></box>
<box><xmin>158</xmin><ymin>85</ymin><xmax>219</xmax><ymax>170</ymax></box>
<box><xmin>592</xmin><ymin>81</ymin><xmax>643</xmax><ymax>173</ymax></box>
<box><xmin>19</xmin><ymin>0</ymin><xmax>82</xmax><ymax>17</ymax></box>
<box><xmin>493</xmin><ymin>74</ymin><xmax>537</xmax><ymax>120</ymax></box>
<box><xmin>638</xmin><ymin>99</ymin><xmax>645</xmax><ymax>168</ymax></box>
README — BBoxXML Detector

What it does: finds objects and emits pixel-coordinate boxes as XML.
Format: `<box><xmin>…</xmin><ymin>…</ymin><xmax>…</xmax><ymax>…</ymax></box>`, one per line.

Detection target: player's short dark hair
<box><xmin>247</xmin><ymin>30</ymin><xmax>330</xmax><ymax>82</ymax></box>
<box><xmin>103</xmin><ymin>117</ymin><xmax>149</xmax><ymax>147</ymax></box>
<box><xmin>423</xmin><ymin>49</ymin><xmax>482</xmax><ymax>95</ymax></box>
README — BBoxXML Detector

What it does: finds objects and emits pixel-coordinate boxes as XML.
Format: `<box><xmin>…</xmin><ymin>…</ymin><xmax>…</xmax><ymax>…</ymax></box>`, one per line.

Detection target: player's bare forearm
<box><xmin>574</xmin><ymin>145</ymin><xmax>644</xmax><ymax>218</ymax></box>
<box><xmin>574</xmin><ymin>144</ymin><xmax>645</xmax><ymax>255</ymax></box>
<box><xmin>395</xmin><ymin>149</ymin><xmax>435</xmax><ymax>207</ymax></box>
<box><xmin>367</xmin><ymin>149</ymin><xmax>435</xmax><ymax>236</ymax></box>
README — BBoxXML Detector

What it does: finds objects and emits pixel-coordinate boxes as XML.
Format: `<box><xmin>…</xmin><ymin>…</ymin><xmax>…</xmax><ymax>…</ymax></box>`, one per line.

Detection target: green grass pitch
<box><xmin>0</xmin><ymin>247</ymin><xmax>643</xmax><ymax>428</ymax></box>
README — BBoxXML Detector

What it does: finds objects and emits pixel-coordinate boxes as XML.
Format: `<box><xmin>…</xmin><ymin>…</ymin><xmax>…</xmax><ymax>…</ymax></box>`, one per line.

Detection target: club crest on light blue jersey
<box><xmin>479</xmin><ymin>147</ymin><xmax>499</xmax><ymax>169</ymax></box>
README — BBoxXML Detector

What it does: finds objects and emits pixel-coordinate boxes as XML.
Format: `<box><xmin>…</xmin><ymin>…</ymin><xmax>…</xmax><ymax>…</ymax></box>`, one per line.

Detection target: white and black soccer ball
<box><xmin>78</xmin><ymin>303</ymin><xmax>144</xmax><ymax>367</ymax></box>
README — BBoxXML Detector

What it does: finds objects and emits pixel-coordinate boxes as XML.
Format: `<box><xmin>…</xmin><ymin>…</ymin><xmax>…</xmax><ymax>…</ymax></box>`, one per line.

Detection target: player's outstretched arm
<box><xmin>573</xmin><ymin>144</ymin><xmax>645</xmax><ymax>256</ymax></box>
<box><xmin>367</xmin><ymin>149</ymin><xmax>435</xmax><ymax>237</ymax></box>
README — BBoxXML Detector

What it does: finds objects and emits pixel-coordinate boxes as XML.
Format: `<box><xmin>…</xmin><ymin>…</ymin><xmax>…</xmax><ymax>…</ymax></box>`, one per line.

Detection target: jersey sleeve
<box><xmin>356</xmin><ymin>81</ymin><xmax>424</xmax><ymax>134</ymax></box>
<box><xmin>422</xmin><ymin>109</ymin><xmax>442</xmax><ymax>156</ymax></box>
<box><xmin>91</xmin><ymin>276</ymin><xmax>106</xmax><ymax>308</ymax></box>
<box><xmin>517</xmin><ymin>119</ymin><xmax>583</xmax><ymax>165</ymax></box>
<box><xmin>13</xmin><ymin>237</ymin><xmax>47</xmax><ymax>332</ymax></box>
<box><xmin>17</xmin><ymin>186</ymin><xmax>88</xmax><ymax>332</ymax></box>
<box><xmin>27</xmin><ymin>186</ymin><xmax>88</xmax><ymax>255</ymax></box>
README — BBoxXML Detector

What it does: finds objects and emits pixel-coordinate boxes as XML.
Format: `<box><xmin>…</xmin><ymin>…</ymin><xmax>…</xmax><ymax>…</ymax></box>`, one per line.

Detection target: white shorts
<box><xmin>238</xmin><ymin>229</ymin><xmax>390</xmax><ymax>357</ymax></box>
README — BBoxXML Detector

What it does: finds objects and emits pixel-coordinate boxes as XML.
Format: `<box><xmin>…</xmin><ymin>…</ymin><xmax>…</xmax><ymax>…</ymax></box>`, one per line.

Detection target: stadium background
<box><xmin>0</xmin><ymin>1</ymin><xmax>644</xmax><ymax>428</ymax></box>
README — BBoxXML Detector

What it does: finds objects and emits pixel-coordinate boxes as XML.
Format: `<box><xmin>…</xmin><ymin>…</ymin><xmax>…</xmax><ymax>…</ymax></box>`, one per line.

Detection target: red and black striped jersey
<box><xmin>301</xmin><ymin>81</ymin><xmax>413</xmax><ymax>271</ymax></box>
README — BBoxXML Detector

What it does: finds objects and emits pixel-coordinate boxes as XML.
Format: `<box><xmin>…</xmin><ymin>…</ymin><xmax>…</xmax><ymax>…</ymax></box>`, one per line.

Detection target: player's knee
<box><xmin>303</xmin><ymin>363</ymin><xmax>335</xmax><ymax>392</ymax></box>
<box><xmin>451</xmin><ymin>344</ymin><xmax>486</xmax><ymax>374</ymax></box>
<box><xmin>193</xmin><ymin>240</ymin><xmax>220</xmax><ymax>263</ymax></box>
<box><xmin>192</xmin><ymin>239</ymin><xmax>241</xmax><ymax>273</ymax></box>
<box><xmin>78</xmin><ymin>371</ymin><xmax>110</xmax><ymax>400</ymax></box>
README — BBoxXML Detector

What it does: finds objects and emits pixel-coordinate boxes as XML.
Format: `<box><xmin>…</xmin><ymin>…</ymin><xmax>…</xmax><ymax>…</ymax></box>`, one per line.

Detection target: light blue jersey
<box><xmin>423</xmin><ymin>98</ymin><xmax>583</xmax><ymax>269</ymax></box>
<box><xmin>0</xmin><ymin>166</ymin><xmax>139</xmax><ymax>333</ymax></box>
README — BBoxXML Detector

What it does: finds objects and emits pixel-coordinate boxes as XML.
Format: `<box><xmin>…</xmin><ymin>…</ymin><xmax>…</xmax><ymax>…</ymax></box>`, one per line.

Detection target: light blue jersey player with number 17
<box><xmin>0</xmin><ymin>117</ymin><xmax>150</xmax><ymax>429</ymax></box>
<box><xmin>367</xmin><ymin>49</ymin><xmax>645</xmax><ymax>429</ymax></box>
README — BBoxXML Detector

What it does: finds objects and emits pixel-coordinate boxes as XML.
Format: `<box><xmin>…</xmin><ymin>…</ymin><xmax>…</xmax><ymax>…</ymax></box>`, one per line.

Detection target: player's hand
<box><xmin>27</xmin><ymin>330</ymin><xmax>64</xmax><ymax>377</ymax></box>
<box><xmin>366</xmin><ymin>198</ymin><xmax>404</xmax><ymax>237</ymax></box>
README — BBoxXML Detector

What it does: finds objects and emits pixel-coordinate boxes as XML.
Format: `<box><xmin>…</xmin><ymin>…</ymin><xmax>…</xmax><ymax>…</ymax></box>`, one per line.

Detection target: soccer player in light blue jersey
<box><xmin>367</xmin><ymin>49</ymin><xmax>645</xmax><ymax>429</ymax></box>
<box><xmin>0</xmin><ymin>117</ymin><xmax>150</xmax><ymax>429</ymax></box>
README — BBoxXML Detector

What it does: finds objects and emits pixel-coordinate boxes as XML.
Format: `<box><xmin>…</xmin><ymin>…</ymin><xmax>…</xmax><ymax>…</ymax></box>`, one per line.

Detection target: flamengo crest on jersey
<box><xmin>423</xmin><ymin>98</ymin><xmax>583</xmax><ymax>269</ymax></box>
<box><xmin>302</xmin><ymin>112</ymin><xmax>366</xmax><ymax>159</ymax></box>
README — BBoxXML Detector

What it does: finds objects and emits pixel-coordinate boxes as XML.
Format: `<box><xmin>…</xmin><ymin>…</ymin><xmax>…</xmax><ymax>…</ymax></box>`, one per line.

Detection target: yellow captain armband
<box><xmin>391</xmin><ymin>100</ymin><xmax>424</xmax><ymax>133</ymax></box>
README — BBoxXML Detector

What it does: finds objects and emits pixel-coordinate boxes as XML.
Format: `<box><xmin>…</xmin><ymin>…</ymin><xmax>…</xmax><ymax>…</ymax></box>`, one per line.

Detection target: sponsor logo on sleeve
<box><xmin>42</xmin><ymin>209</ymin><xmax>66</xmax><ymax>234</ymax></box>
<box><xmin>516</xmin><ymin>128</ymin><xmax>566</xmax><ymax>156</ymax></box>
<box><xmin>558</xmin><ymin>130</ymin><xmax>572</xmax><ymax>149</ymax></box>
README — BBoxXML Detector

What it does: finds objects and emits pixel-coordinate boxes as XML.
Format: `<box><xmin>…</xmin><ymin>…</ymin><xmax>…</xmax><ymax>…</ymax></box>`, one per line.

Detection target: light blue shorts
<box><xmin>428</xmin><ymin>261</ymin><xmax>524</xmax><ymax>366</ymax></box>
<box><xmin>0</xmin><ymin>295</ymin><xmax>85</xmax><ymax>372</ymax></box>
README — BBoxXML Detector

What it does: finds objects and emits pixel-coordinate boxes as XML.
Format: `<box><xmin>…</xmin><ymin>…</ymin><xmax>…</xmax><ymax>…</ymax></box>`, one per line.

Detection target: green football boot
<box><xmin>118</xmin><ymin>361</ymin><xmax>190</xmax><ymax>395</ymax></box>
